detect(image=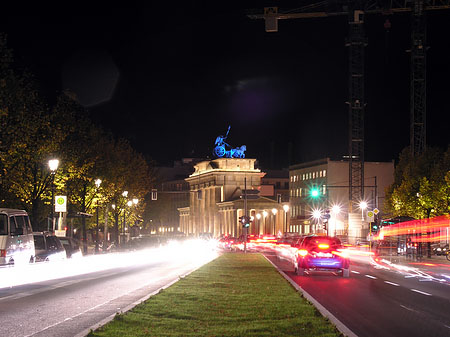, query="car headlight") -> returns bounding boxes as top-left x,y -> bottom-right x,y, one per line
437,248 -> 441,251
